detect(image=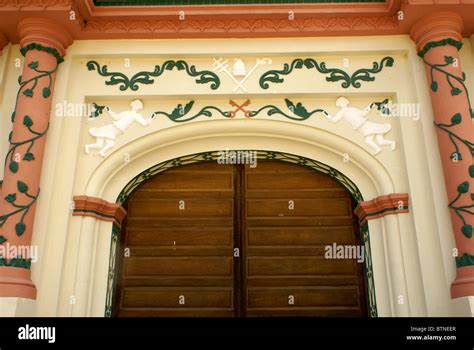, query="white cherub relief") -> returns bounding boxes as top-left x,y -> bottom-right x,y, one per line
85,99 -> 155,157
324,96 -> 396,155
